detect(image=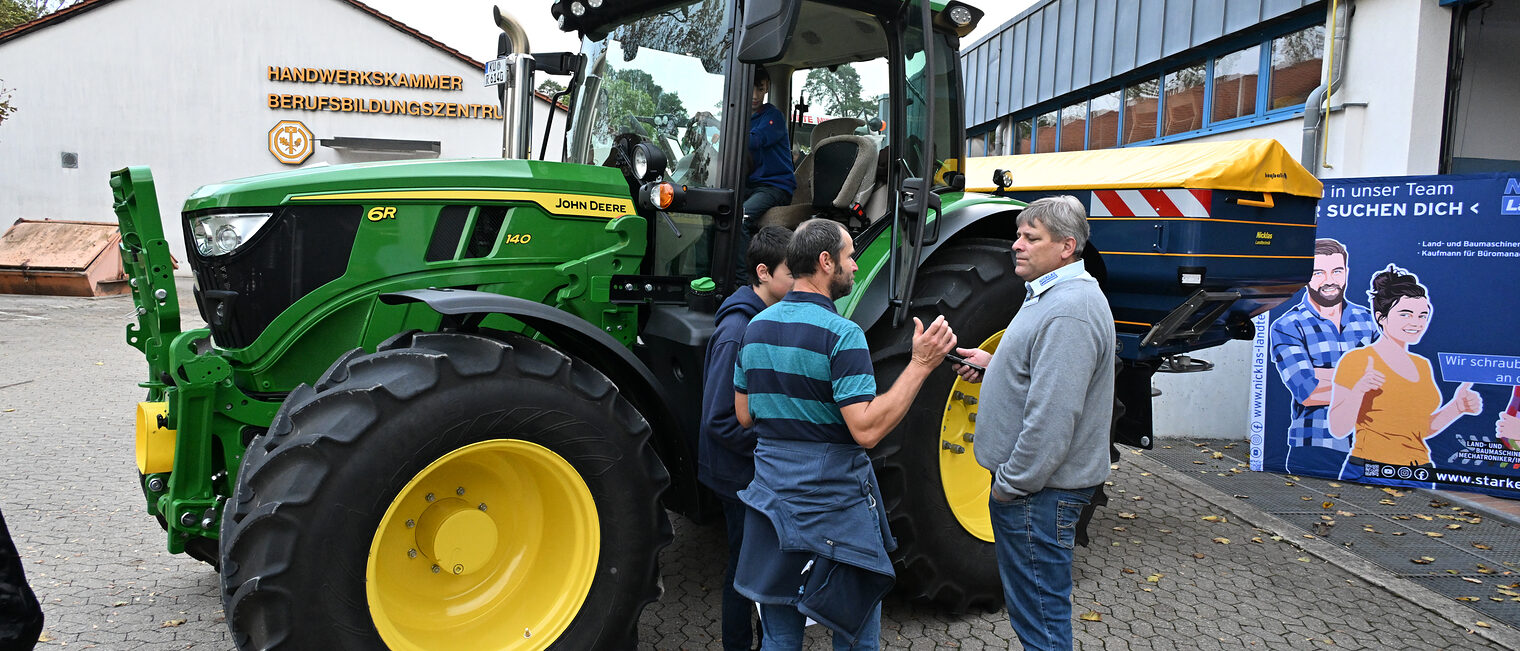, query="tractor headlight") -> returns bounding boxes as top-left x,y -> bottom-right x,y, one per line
948,5 -> 973,27
936,2 -> 983,36
632,142 -> 667,182
189,212 -> 273,257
